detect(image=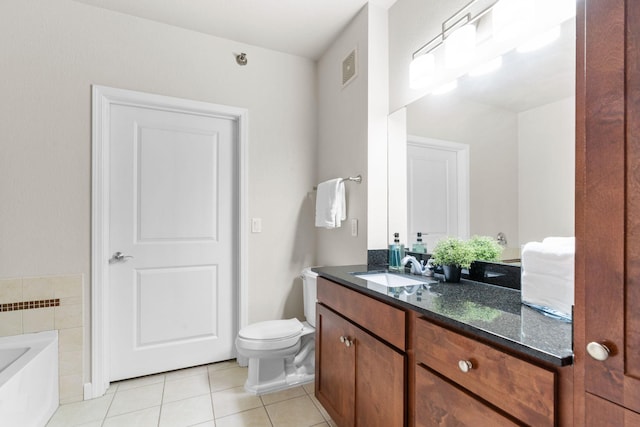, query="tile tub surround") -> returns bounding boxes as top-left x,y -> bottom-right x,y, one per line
0,274 -> 84,403
314,265 -> 573,366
